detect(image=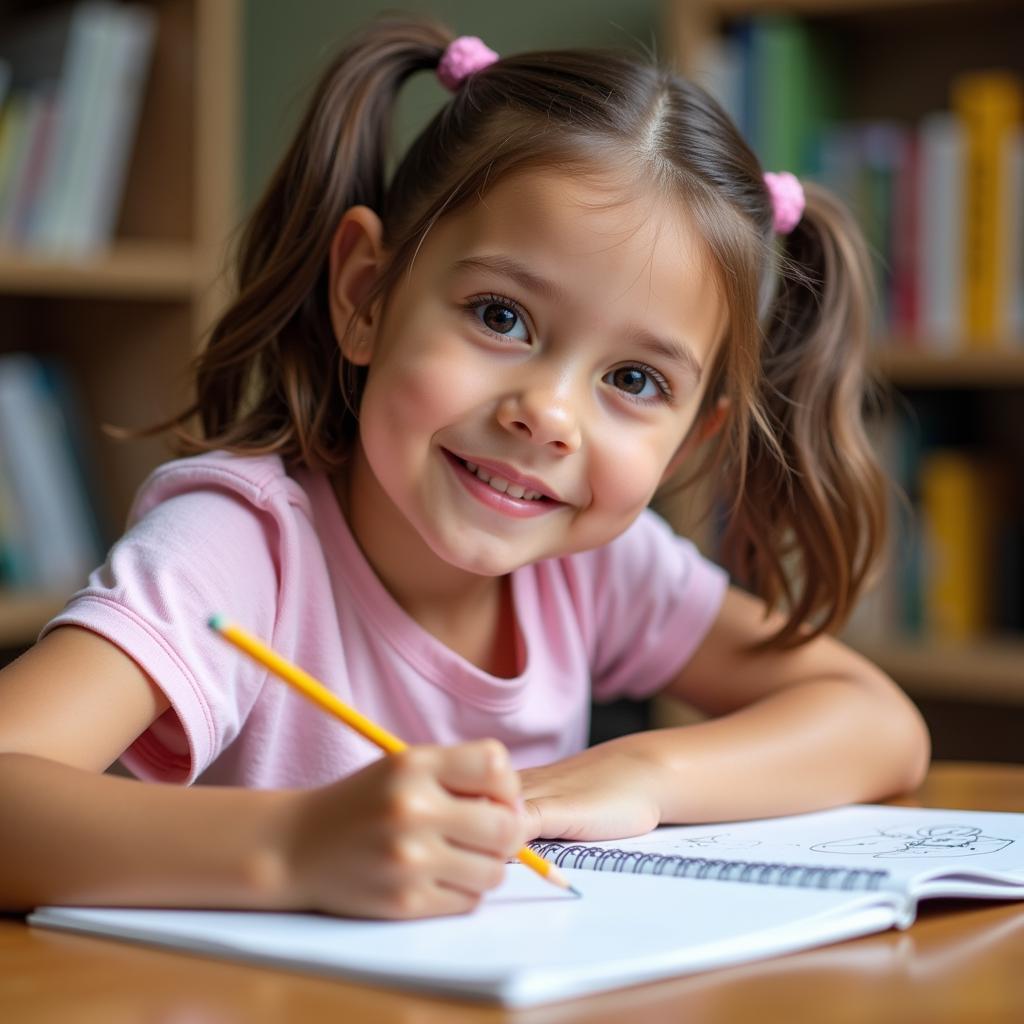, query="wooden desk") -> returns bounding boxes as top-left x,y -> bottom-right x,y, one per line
2,761 -> 1022,1023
